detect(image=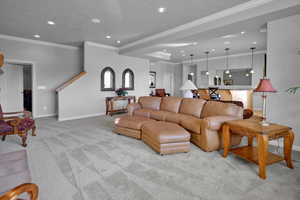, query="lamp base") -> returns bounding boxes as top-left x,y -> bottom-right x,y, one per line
183,90 -> 193,98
